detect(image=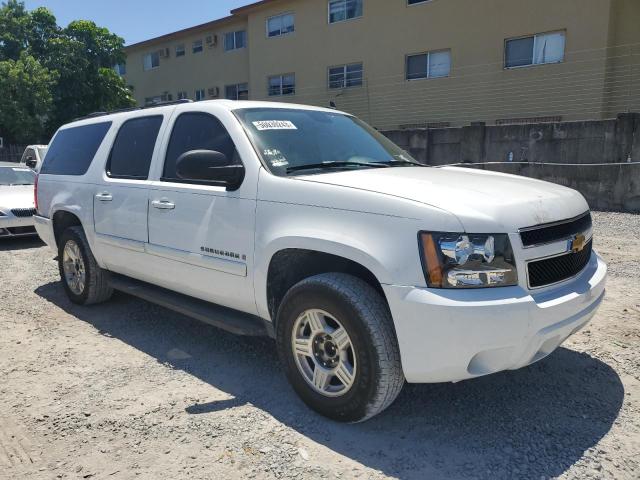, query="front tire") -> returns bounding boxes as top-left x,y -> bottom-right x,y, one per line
276,273 -> 404,423
58,226 -> 113,305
